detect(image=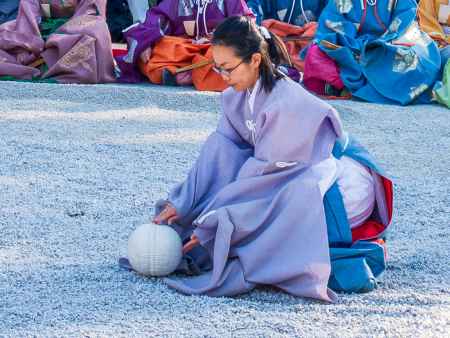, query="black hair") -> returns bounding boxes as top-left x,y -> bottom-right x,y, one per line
212,16 -> 292,93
